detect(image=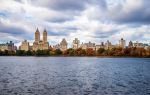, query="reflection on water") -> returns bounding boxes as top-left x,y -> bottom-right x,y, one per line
0,57 -> 150,95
